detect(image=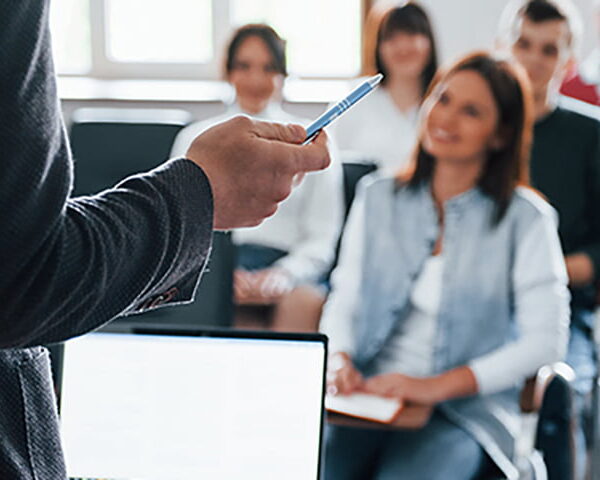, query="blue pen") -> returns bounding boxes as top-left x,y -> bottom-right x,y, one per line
303,73 -> 384,145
